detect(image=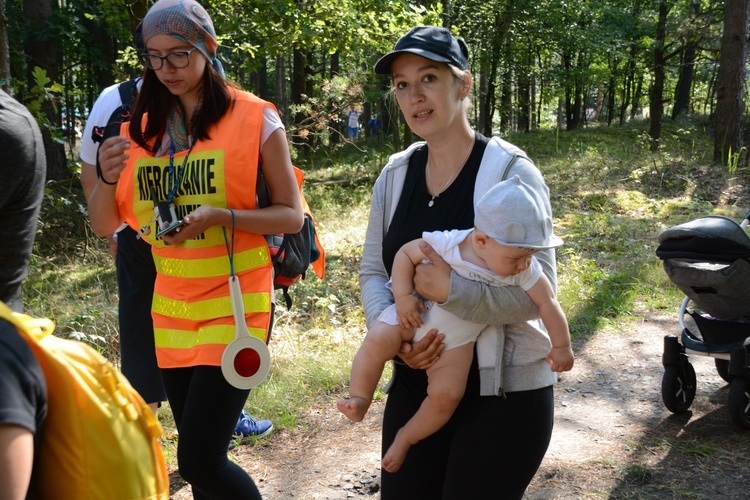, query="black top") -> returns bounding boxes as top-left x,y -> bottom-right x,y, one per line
0,90 -> 47,311
382,132 -> 489,274
0,317 -> 47,449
